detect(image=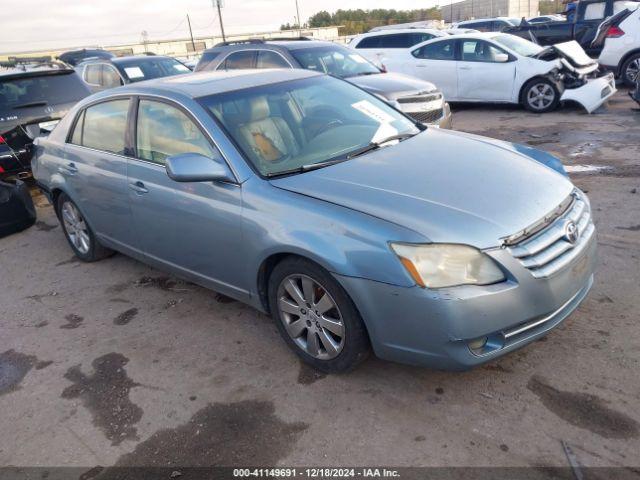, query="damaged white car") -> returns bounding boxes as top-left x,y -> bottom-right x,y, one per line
378,32 -> 616,113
